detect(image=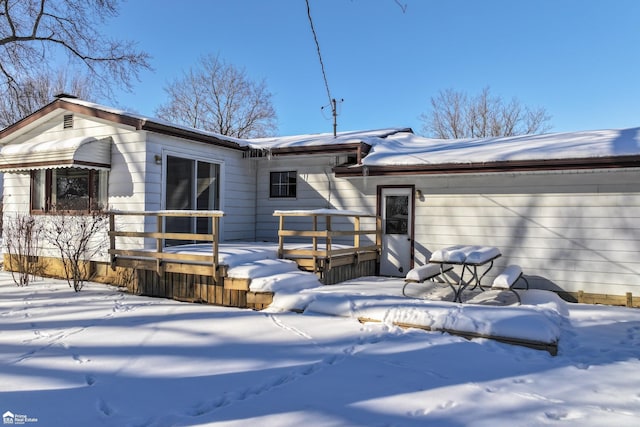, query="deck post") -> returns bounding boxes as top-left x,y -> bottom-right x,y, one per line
109,212 -> 116,270
376,216 -> 382,259
326,215 -> 332,271
212,215 -> 219,282
354,216 -> 361,249
277,215 -> 284,259
156,213 -> 164,275
313,215 -> 318,274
